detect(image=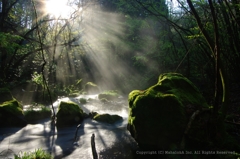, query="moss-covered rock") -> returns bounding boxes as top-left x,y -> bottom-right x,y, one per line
93,113 -> 123,124
84,82 -> 99,94
98,90 -> 119,101
0,99 -> 27,127
79,98 -> 87,104
56,101 -> 84,127
128,73 -> 209,150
